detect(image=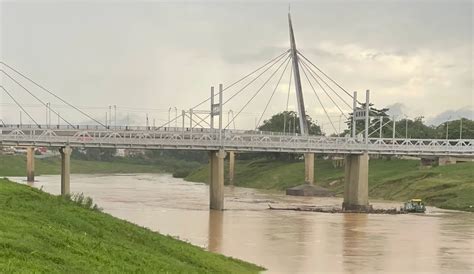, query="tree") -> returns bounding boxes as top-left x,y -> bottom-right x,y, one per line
344,103 -> 390,137
434,118 -> 474,139
258,111 -> 322,135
